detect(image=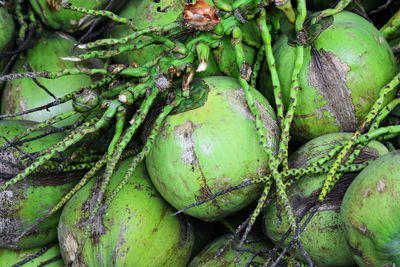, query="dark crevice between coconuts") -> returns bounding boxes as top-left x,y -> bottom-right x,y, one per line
308,47 -> 358,132
177,214 -> 193,250
289,147 -> 380,217
346,239 -> 364,258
